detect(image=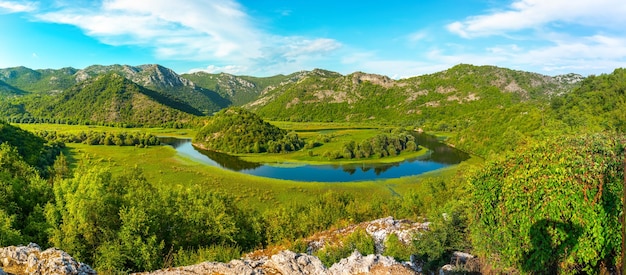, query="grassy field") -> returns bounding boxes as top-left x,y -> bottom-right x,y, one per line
15,123 -> 481,211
